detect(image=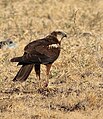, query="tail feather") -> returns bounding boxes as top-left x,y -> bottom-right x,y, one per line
11,57 -> 22,62
13,64 -> 33,82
